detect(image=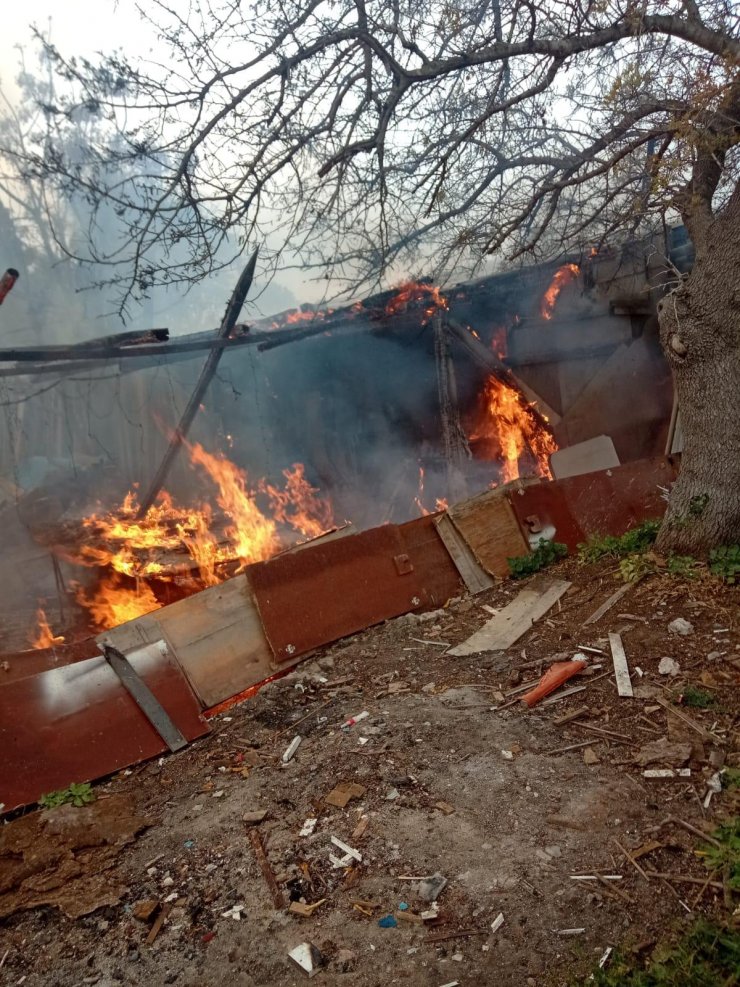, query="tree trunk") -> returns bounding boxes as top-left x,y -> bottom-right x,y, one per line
656,190 -> 740,554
